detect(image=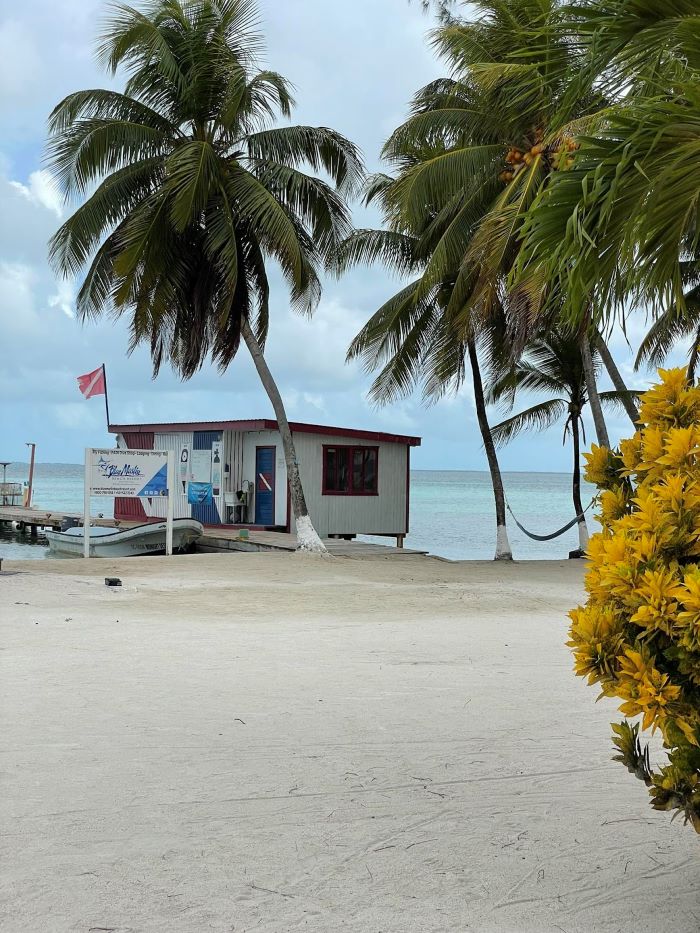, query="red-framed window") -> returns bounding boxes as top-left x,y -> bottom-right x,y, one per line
322,445 -> 379,495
